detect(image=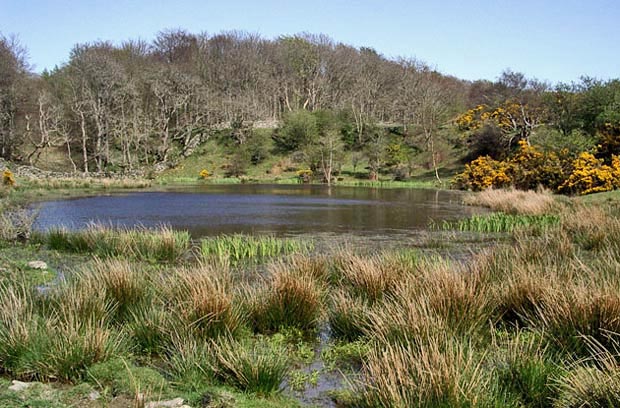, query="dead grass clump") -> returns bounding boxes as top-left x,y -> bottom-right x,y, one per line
464,187 -> 558,215
561,204 -> 620,251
